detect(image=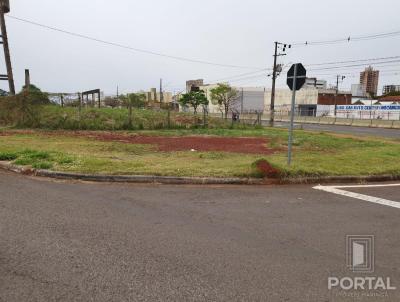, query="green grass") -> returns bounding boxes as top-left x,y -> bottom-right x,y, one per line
0,151 -> 19,161
0,129 -> 399,178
